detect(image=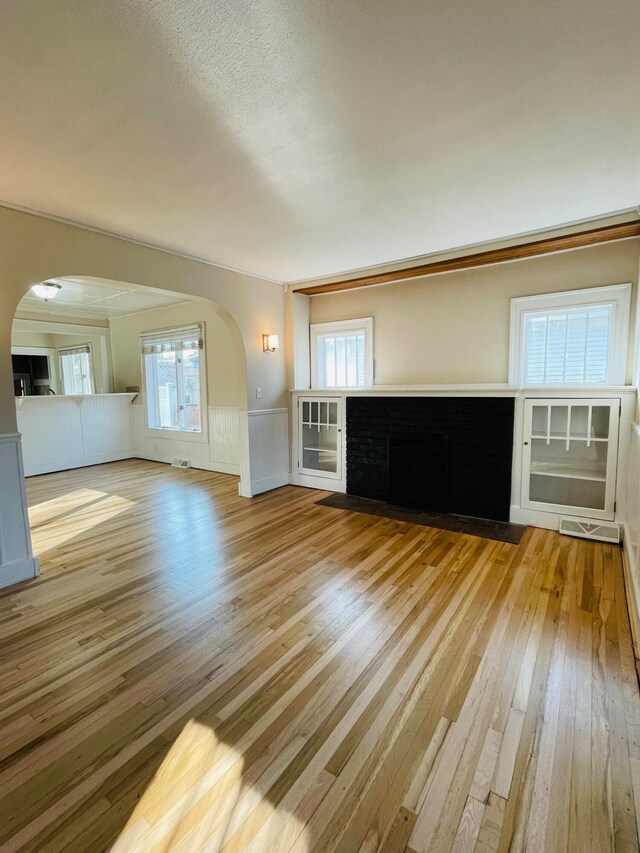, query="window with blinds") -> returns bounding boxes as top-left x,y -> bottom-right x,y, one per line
523,305 -> 611,384
310,318 -> 373,389
510,284 -> 631,387
59,345 -> 94,395
140,324 -> 205,433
